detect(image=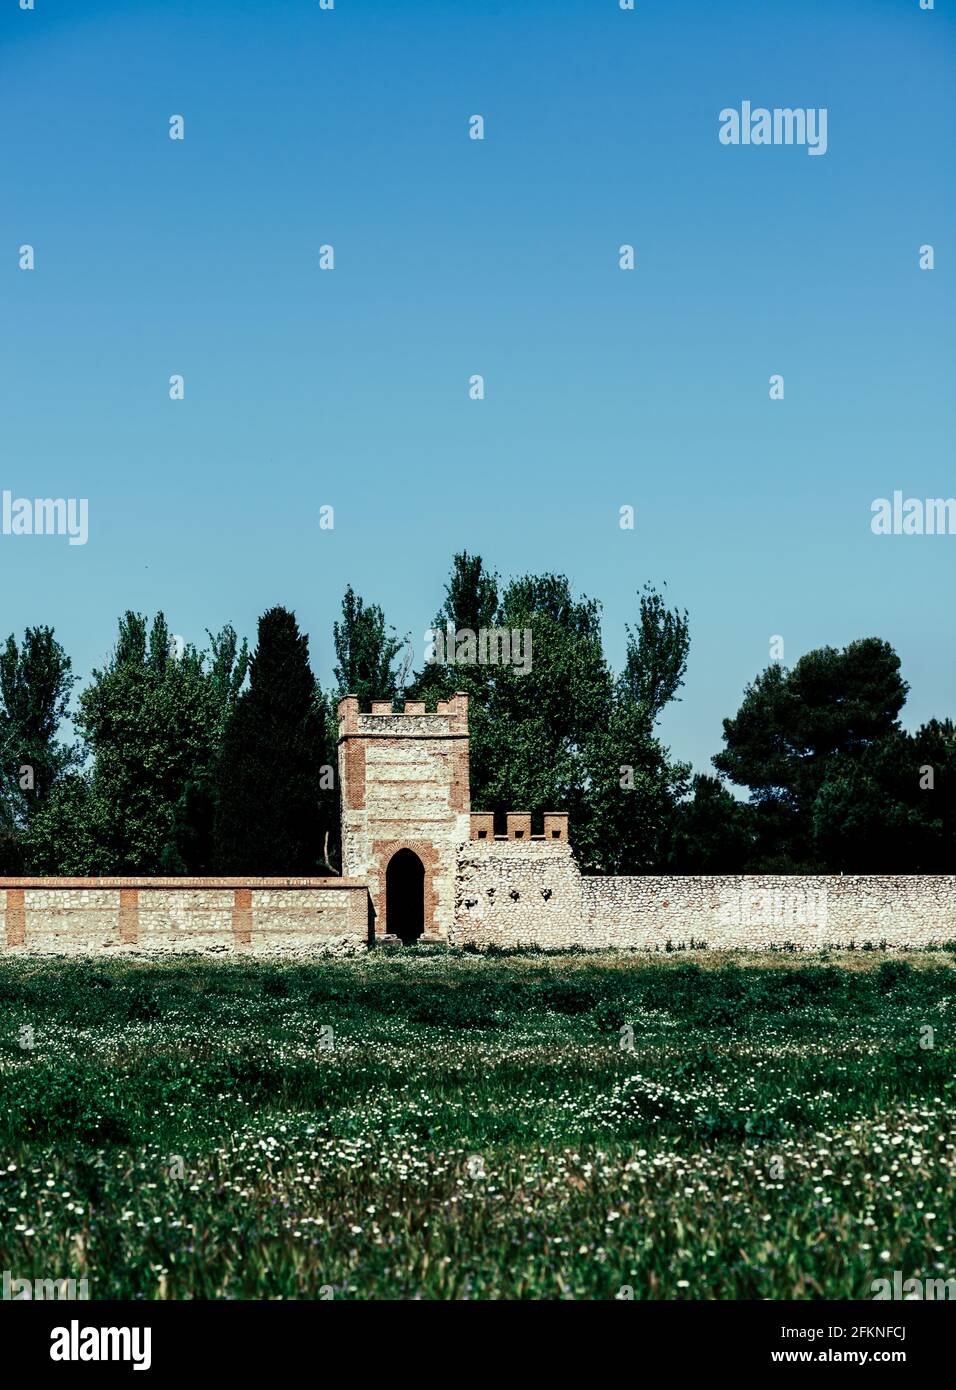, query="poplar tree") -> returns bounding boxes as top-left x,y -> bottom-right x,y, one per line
26,614 -> 246,874
333,585 -> 408,710
408,556 -> 691,871
0,627 -> 76,870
